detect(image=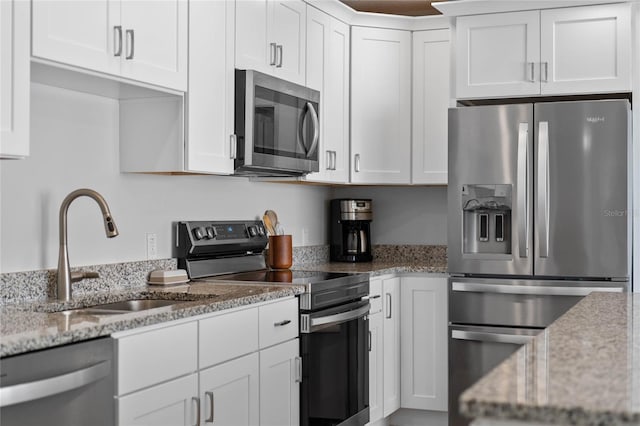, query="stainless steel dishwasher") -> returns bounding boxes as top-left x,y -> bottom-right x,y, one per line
0,337 -> 114,426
